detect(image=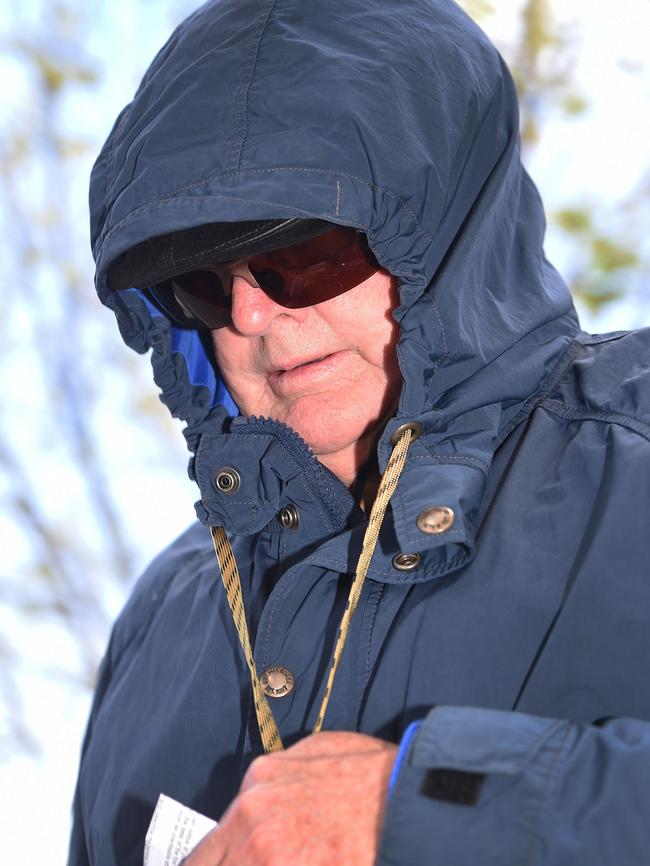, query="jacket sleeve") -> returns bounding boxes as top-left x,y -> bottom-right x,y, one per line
376,706 -> 650,866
